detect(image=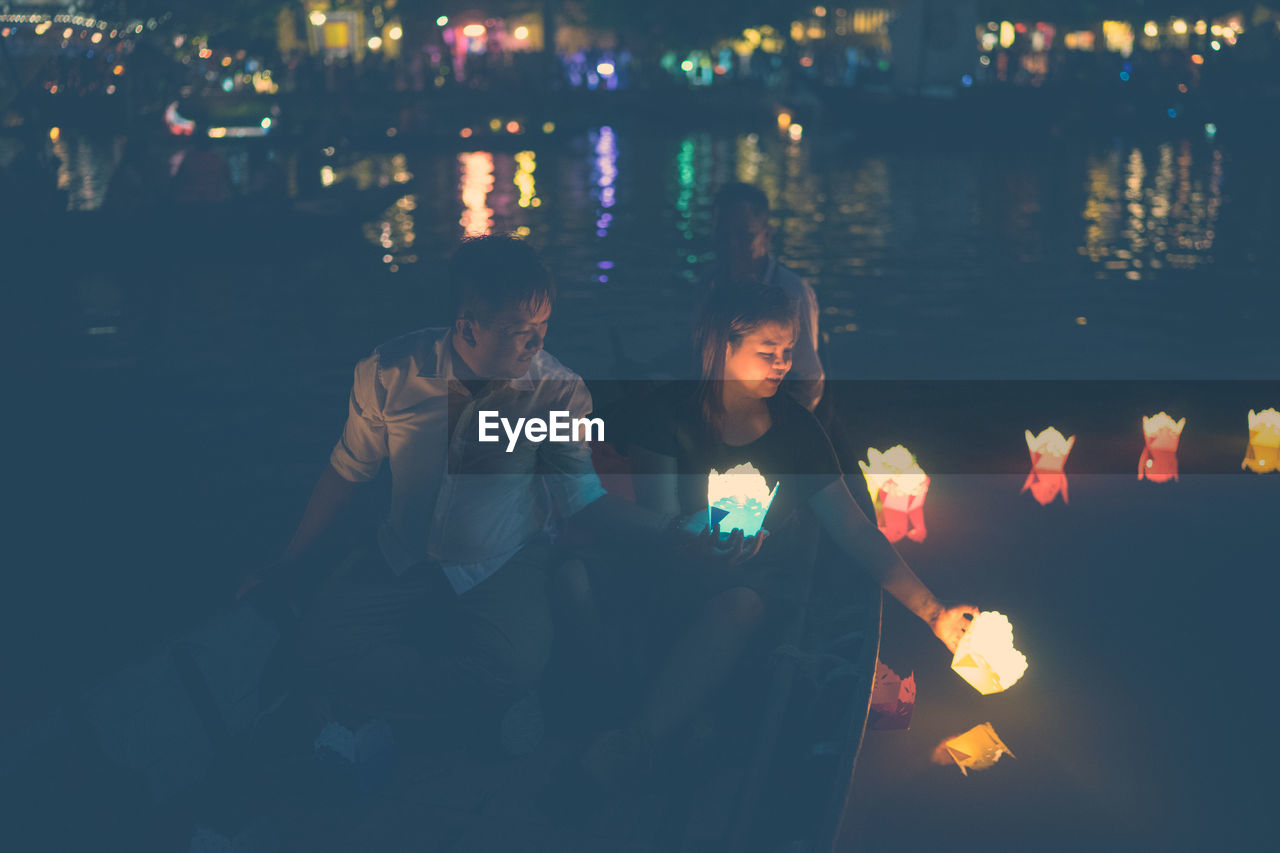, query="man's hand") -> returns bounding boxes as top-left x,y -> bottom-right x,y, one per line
928,603 -> 980,654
